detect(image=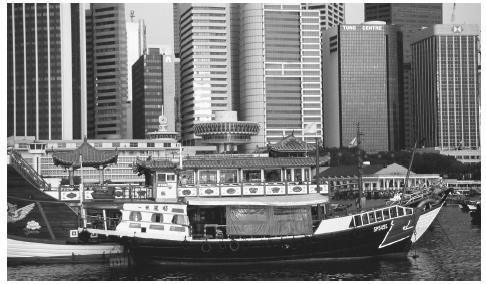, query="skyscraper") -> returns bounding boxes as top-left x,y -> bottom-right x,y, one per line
132,48 -> 176,138
239,4 -> 323,151
301,3 -> 344,30
322,23 -> 403,152
86,3 -> 128,139
7,3 -> 87,140
411,24 -> 480,150
175,3 -> 238,145
365,3 -> 443,148
126,14 -> 147,139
